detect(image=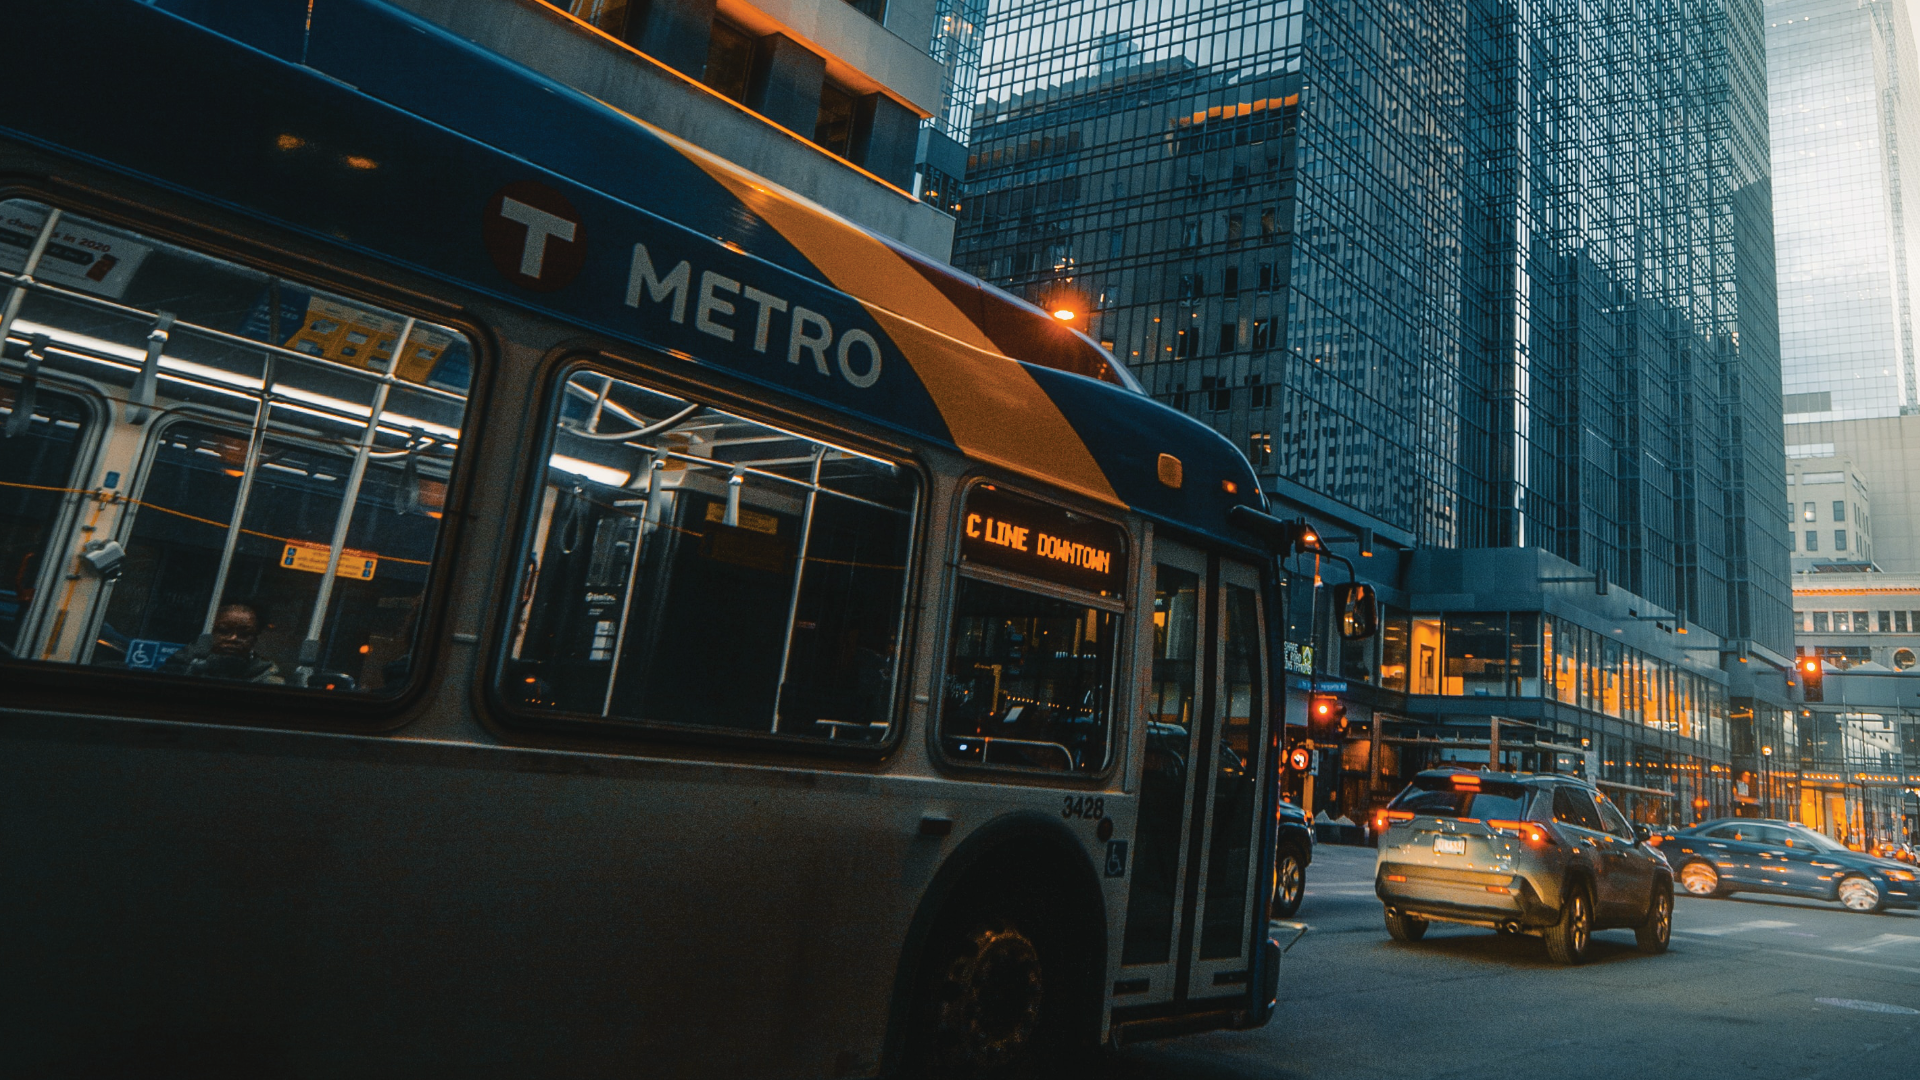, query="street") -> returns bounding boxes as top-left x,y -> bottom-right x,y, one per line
1096,844 -> 1920,1079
